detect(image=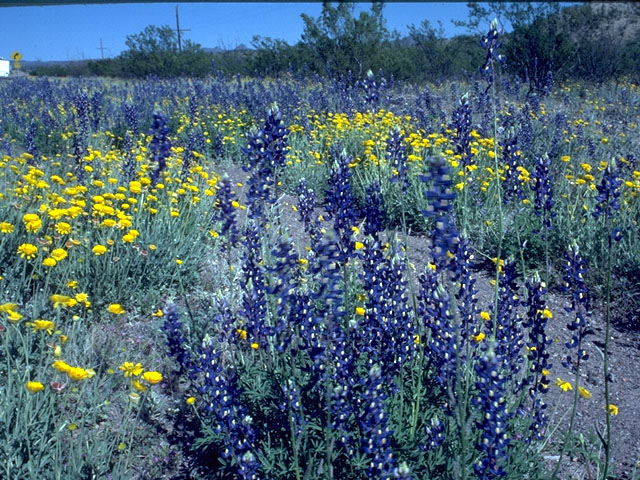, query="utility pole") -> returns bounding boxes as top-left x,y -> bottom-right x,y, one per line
96,38 -> 106,59
175,5 -> 191,53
